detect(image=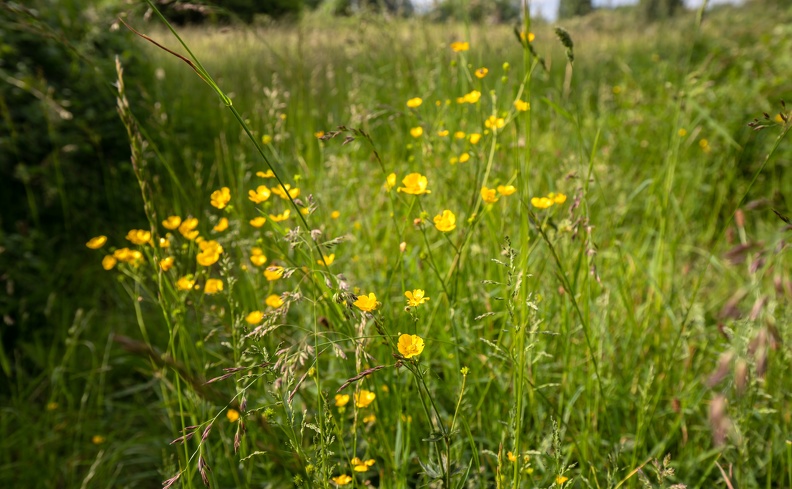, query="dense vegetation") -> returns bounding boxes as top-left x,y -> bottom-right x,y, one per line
2,1 -> 792,488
